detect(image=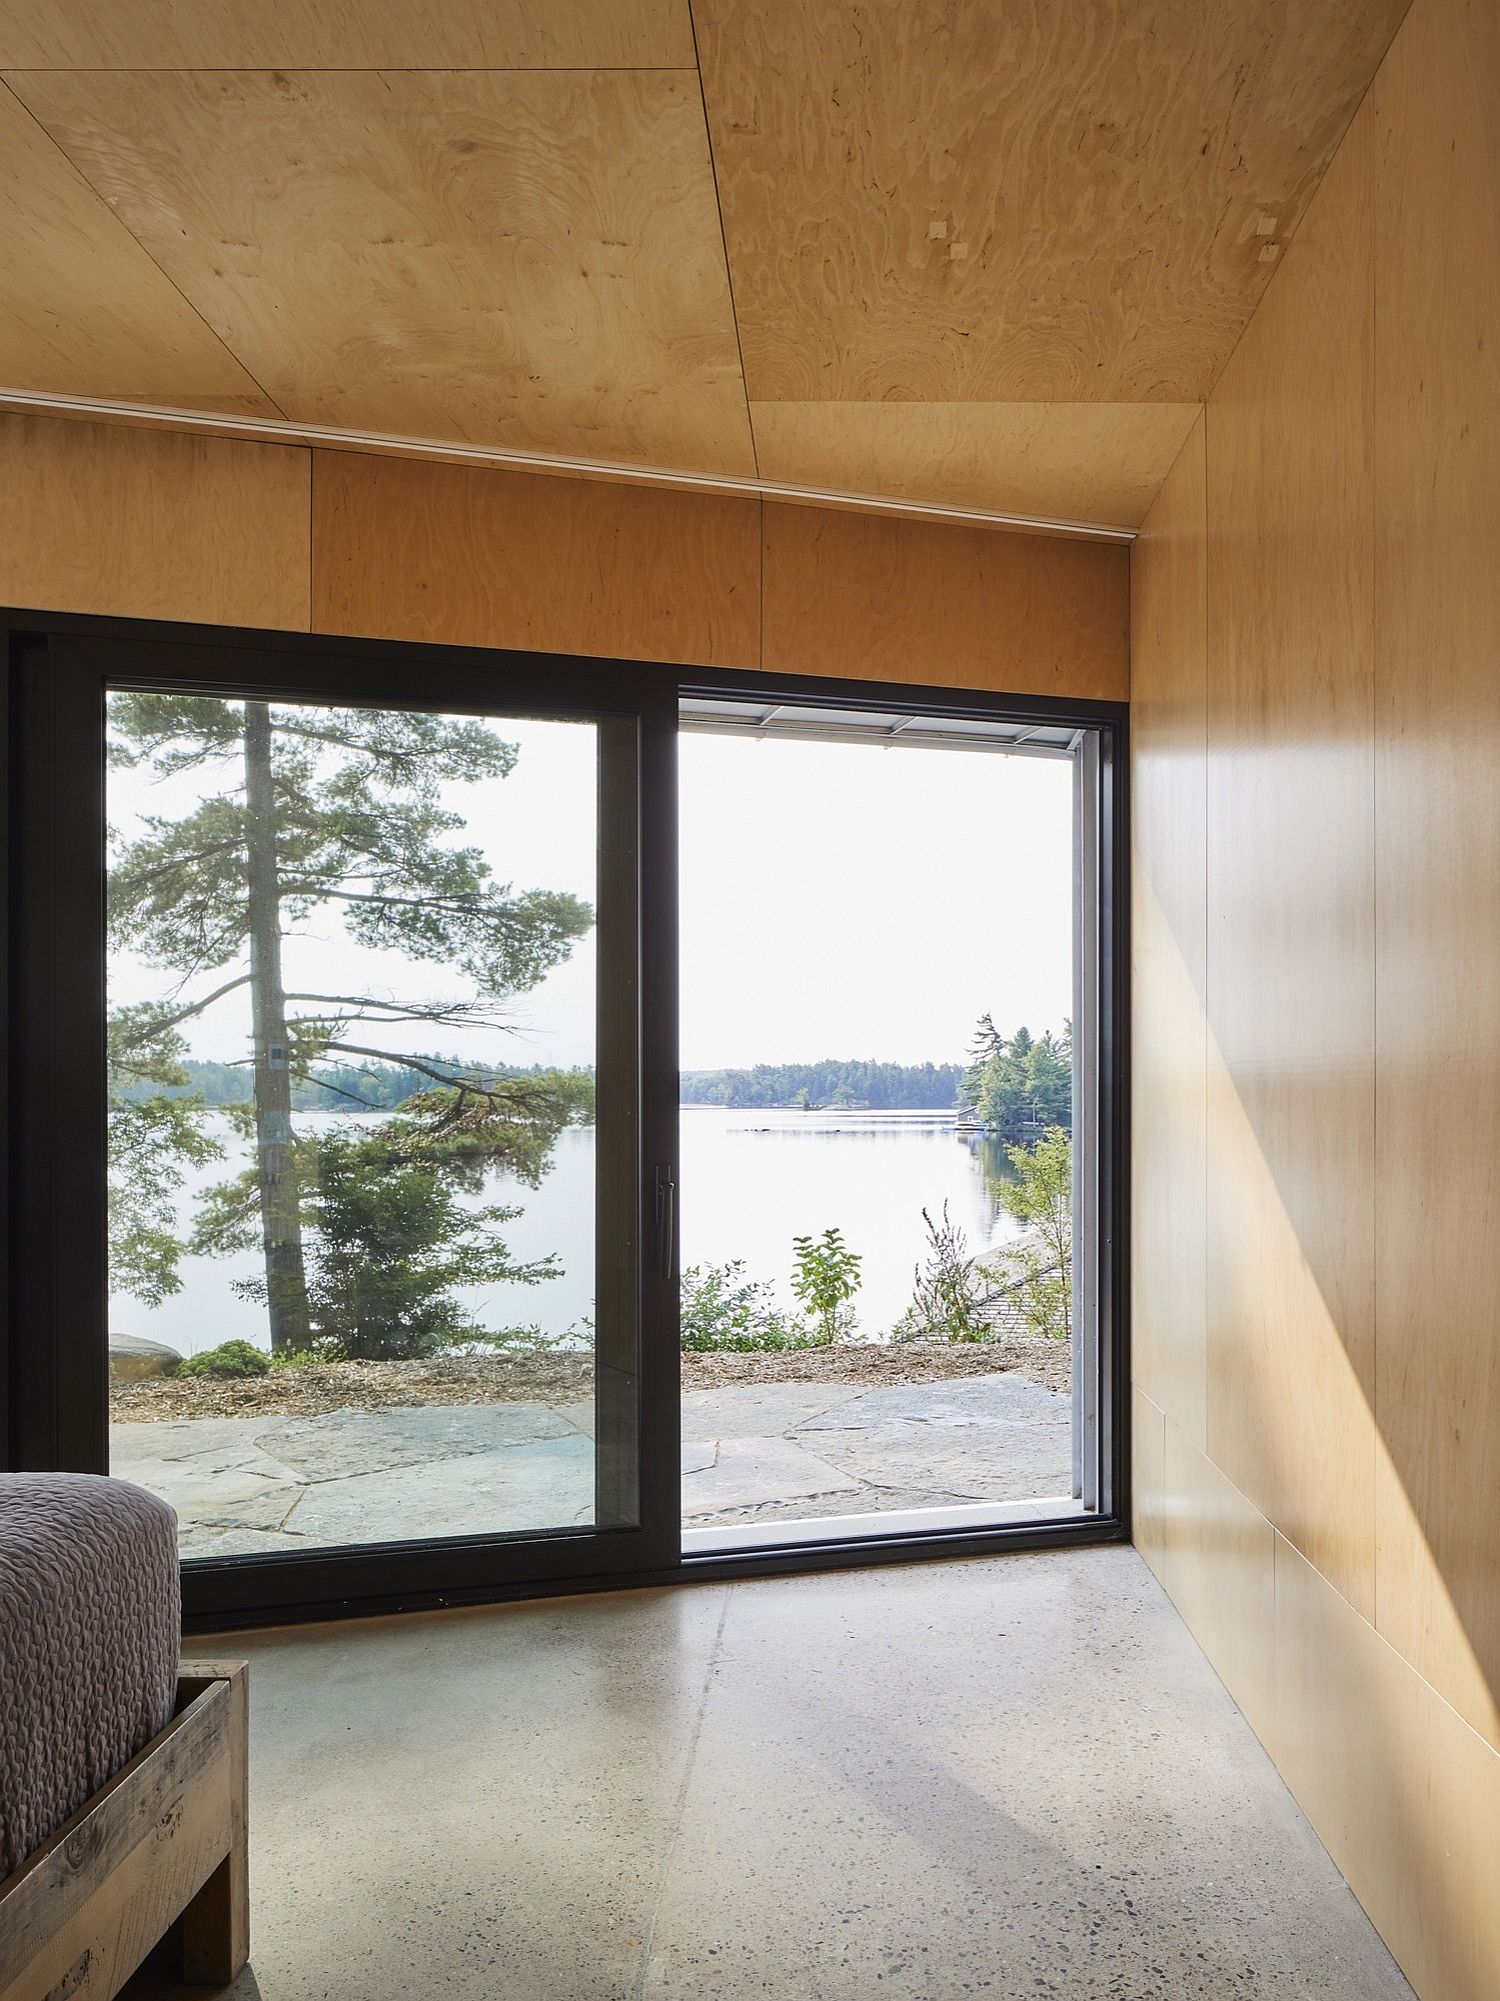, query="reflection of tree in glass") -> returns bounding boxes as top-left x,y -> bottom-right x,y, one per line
108,695 -> 593,1356
108,1006 -> 226,1309
966,1129 -> 1020,1234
